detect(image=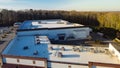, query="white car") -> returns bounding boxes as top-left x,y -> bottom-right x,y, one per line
13,22 -> 21,27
